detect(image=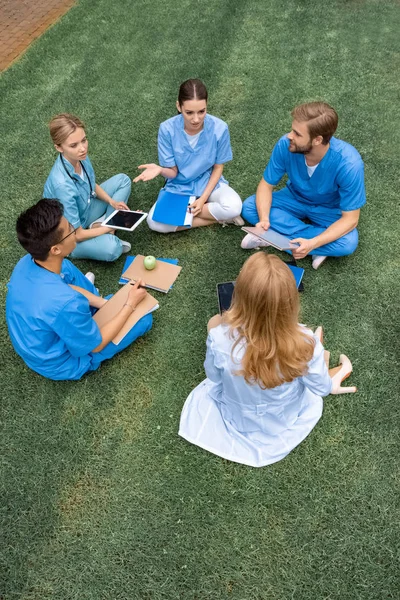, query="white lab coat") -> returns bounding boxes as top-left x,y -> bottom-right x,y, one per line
179,324 -> 332,467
